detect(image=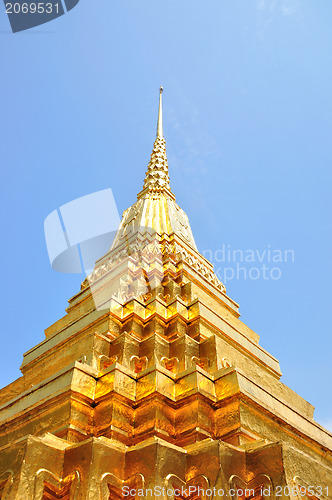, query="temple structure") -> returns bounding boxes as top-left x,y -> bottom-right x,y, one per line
0,89 -> 331,499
